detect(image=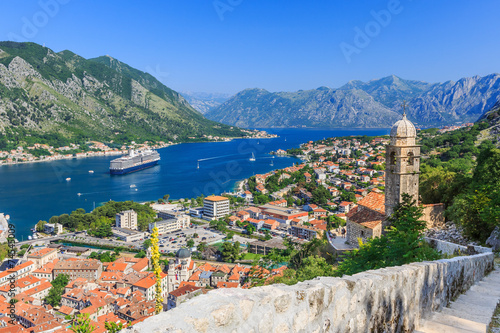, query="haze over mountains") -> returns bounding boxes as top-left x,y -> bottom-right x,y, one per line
206,74 -> 500,128
180,91 -> 232,114
0,42 -> 245,143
